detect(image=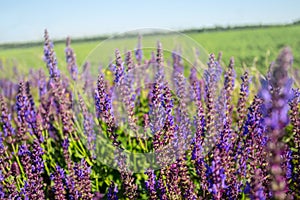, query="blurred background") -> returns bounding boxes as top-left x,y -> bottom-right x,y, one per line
1,0 -> 300,74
